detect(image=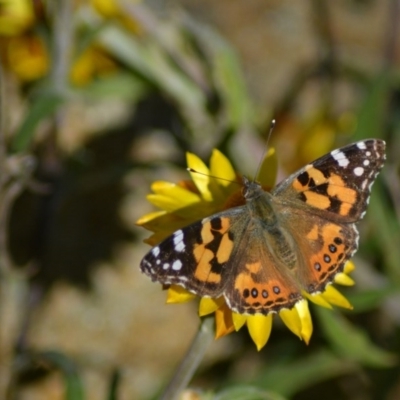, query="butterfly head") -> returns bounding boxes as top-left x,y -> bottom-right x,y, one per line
242,176 -> 263,201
